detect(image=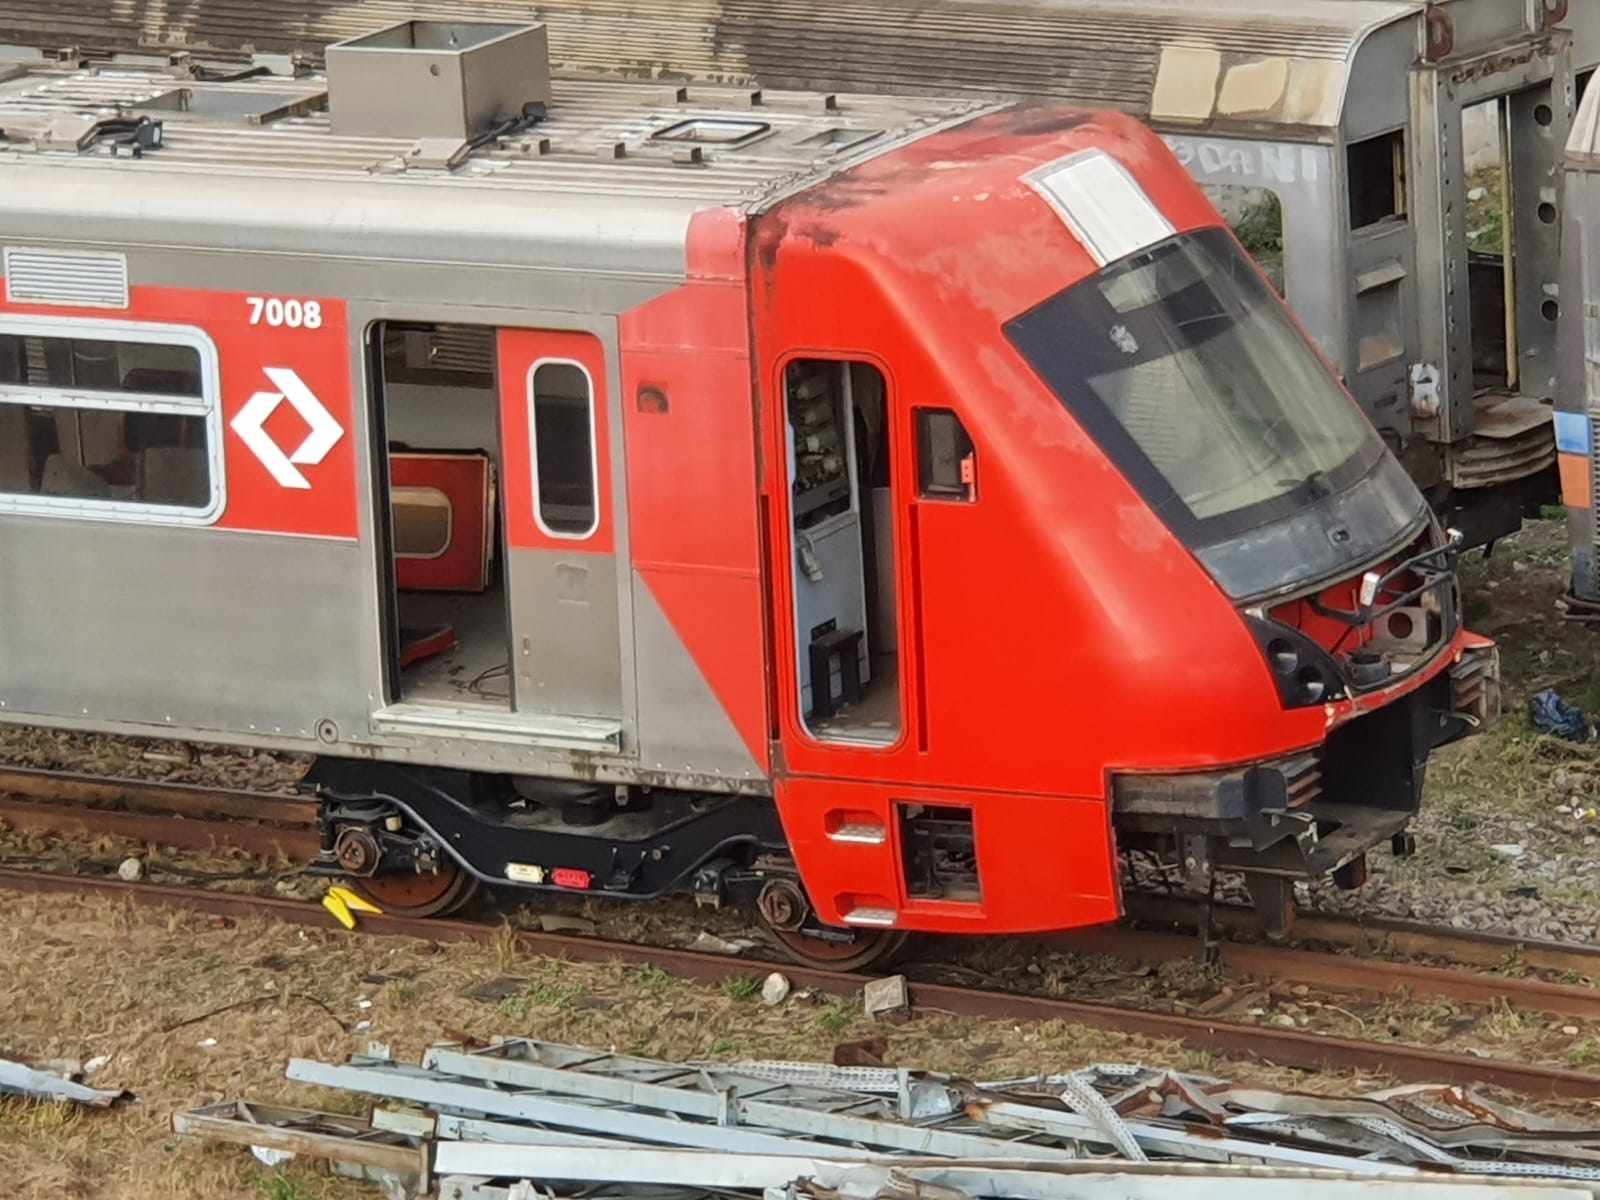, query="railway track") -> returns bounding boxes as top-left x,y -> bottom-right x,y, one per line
3,765 -> 1600,1099
3,862 -> 1599,1100
0,763 -> 318,858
